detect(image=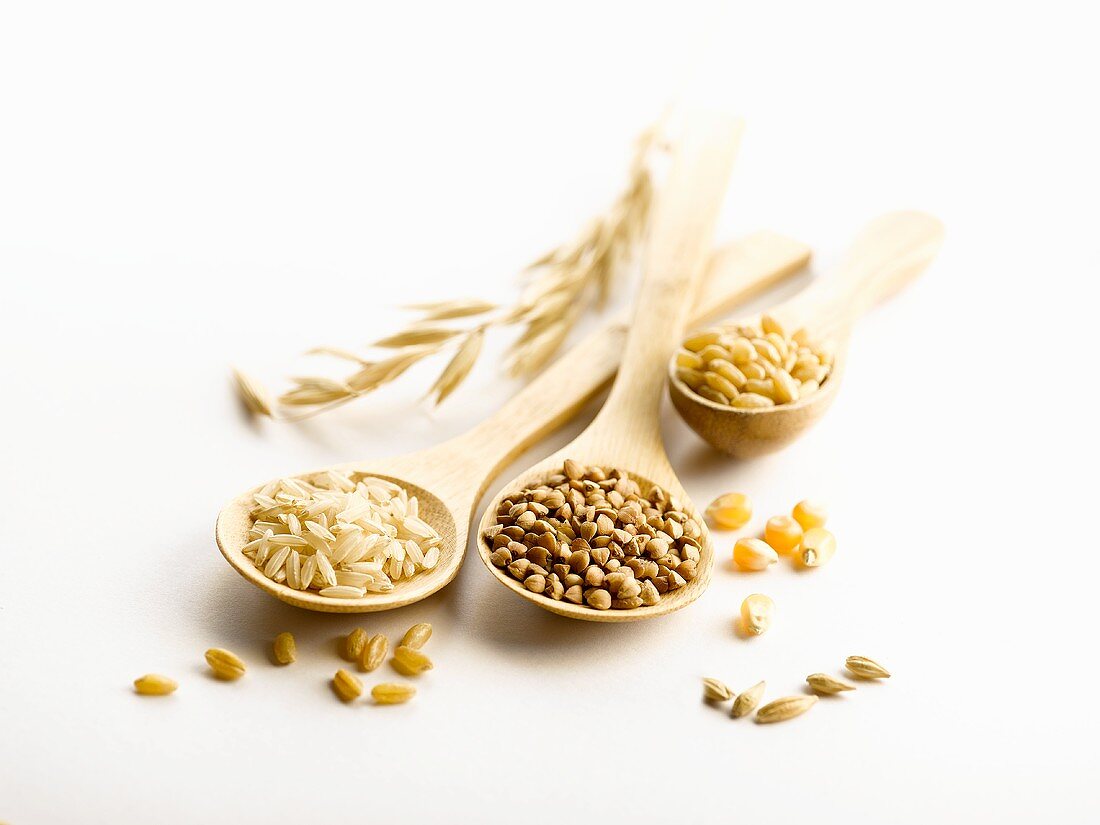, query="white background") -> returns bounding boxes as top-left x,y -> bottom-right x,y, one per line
2,1 -> 1098,823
